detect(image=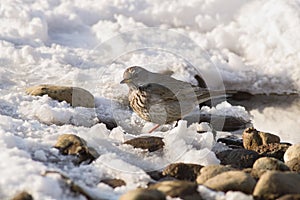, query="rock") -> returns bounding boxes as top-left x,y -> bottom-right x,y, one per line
100,179 -> 126,188
277,194 -> 300,200
12,191 -> 33,200
162,163 -> 203,181
286,158 -> 300,173
242,127 -> 280,150
253,157 -> 290,171
147,171 -> 164,181
243,168 -> 266,180
124,136 -> 164,152
54,134 -> 99,164
254,143 -> 290,161
253,171 -> 300,199
119,188 -> 166,200
26,84 -> 94,108
216,149 -> 260,169
149,180 -> 200,199
217,137 -> 244,148
196,165 -> 235,184
284,144 -> 300,162
203,171 -> 256,194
